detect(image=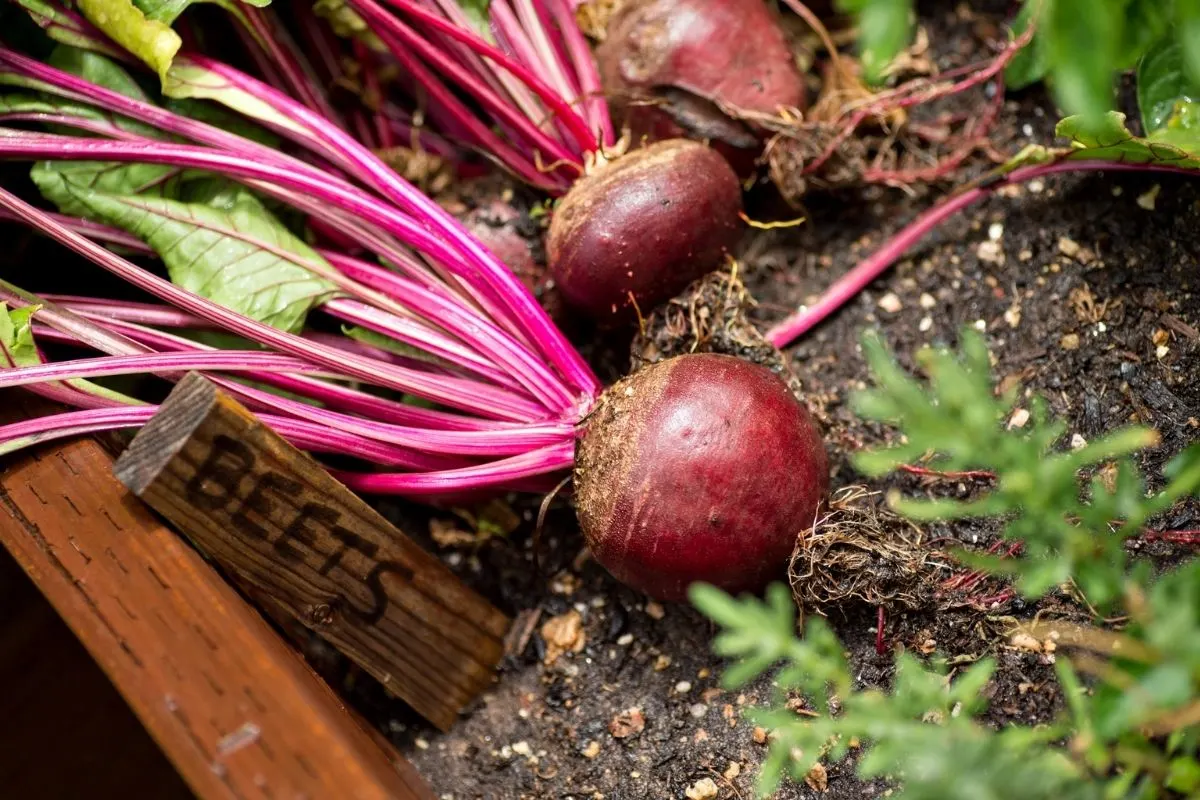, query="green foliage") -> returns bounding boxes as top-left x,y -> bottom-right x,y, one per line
834,0 -> 912,84
840,0 -> 1200,124
457,0 -> 492,41
13,48 -> 332,333
695,331 -> 1200,798
0,303 -> 40,368
73,0 -> 181,80
1000,111 -> 1200,176
853,329 -> 1200,604
18,0 -> 266,81
42,181 -> 338,333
